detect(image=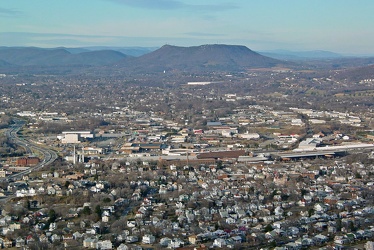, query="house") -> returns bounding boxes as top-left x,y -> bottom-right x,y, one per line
83,237 -> 98,248
313,234 -> 328,245
49,222 -> 57,231
73,231 -> 83,240
274,206 -> 284,216
125,235 -> 138,243
225,217 -> 236,224
39,234 -> 48,243
285,242 -> 302,250
97,240 -> 112,249
102,215 -> 110,222
50,234 -> 61,243
265,231 -> 278,240
62,234 -> 73,241
230,236 -> 242,244
213,230 -> 228,238
295,237 -> 314,247
117,244 -> 129,250
9,223 -> 21,230
47,186 -> 56,195
67,221 -> 75,228
64,239 -> 81,249
213,238 -> 227,248
334,236 -> 349,245
15,237 -> 25,248
1,238 -> 13,248
160,237 -> 172,247
142,234 -> 155,244
127,220 -> 136,228
168,238 -> 184,249
287,227 -> 300,237
188,235 -> 199,245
